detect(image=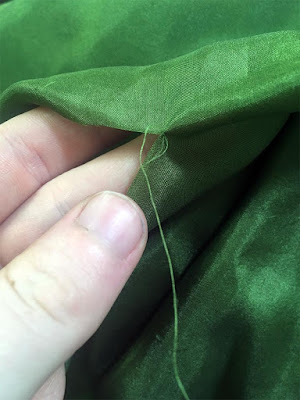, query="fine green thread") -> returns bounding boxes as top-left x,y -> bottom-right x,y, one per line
144,133 -> 169,165
139,127 -> 190,400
